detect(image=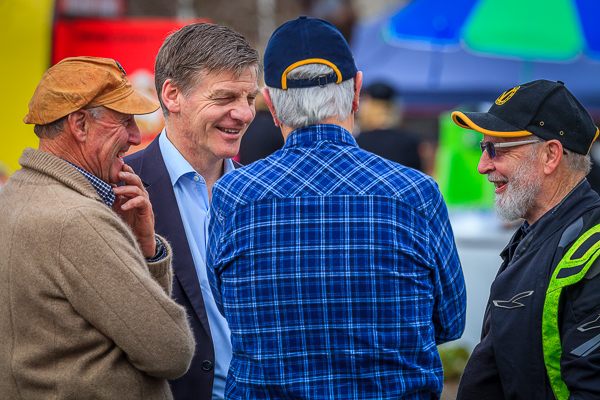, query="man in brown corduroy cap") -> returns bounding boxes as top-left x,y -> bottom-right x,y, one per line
0,56 -> 195,399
